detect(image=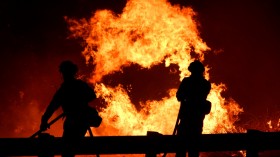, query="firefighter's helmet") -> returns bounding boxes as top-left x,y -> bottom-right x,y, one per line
59,60 -> 78,76
188,60 -> 205,73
